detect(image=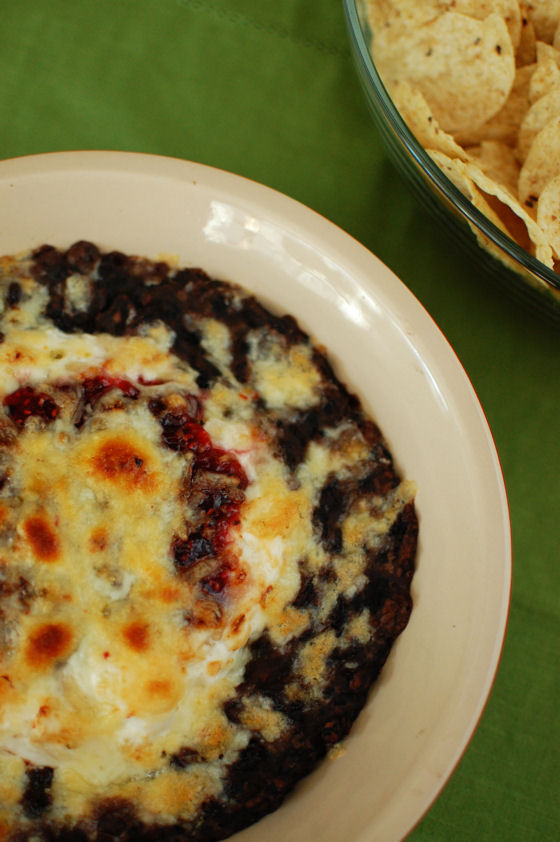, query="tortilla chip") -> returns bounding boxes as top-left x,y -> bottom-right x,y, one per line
516,14 -> 537,65
369,0 -> 522,46
365,0 -> 439,33
444,157 -> 553,264
528,42 -> 560,102
537,174 -> 560,255
390,80 -> 469,159
427,149 -> 535,271
518,116 -> 560,204
523,0 -> 560,44
427,150 -> 510,231
427,149 -> 506,223
467,140 -> 520,195
517,84 -> 560,160
449,0 -> 522,47
454,63 -> 533,147
373,12 -> 515,135
535,39 -> 560,63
